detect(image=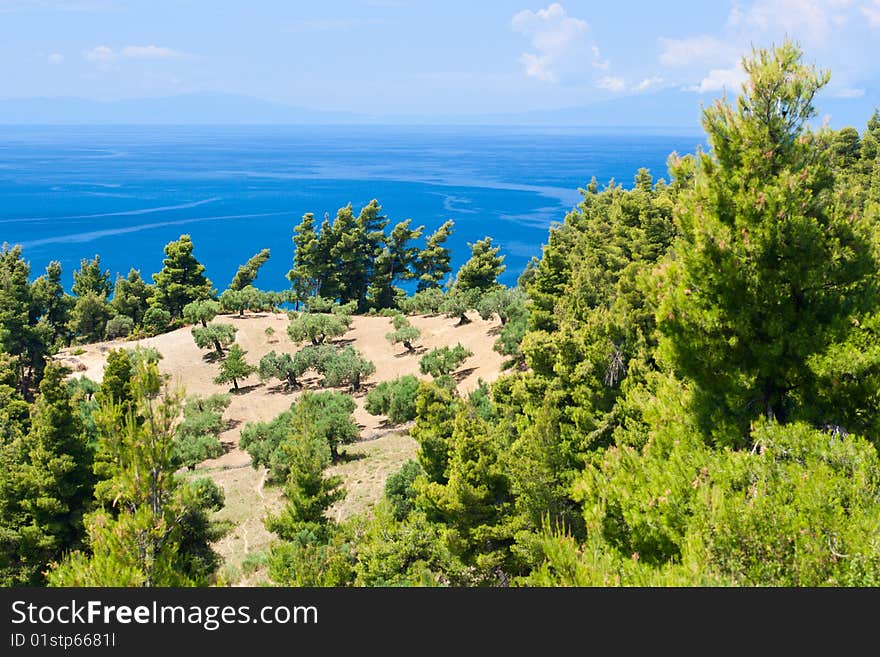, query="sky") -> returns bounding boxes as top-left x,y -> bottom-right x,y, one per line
0,0 -> 878,118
